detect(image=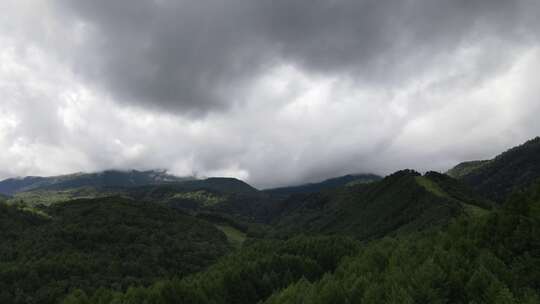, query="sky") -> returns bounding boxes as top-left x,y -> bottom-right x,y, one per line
1,0 -> 540,188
